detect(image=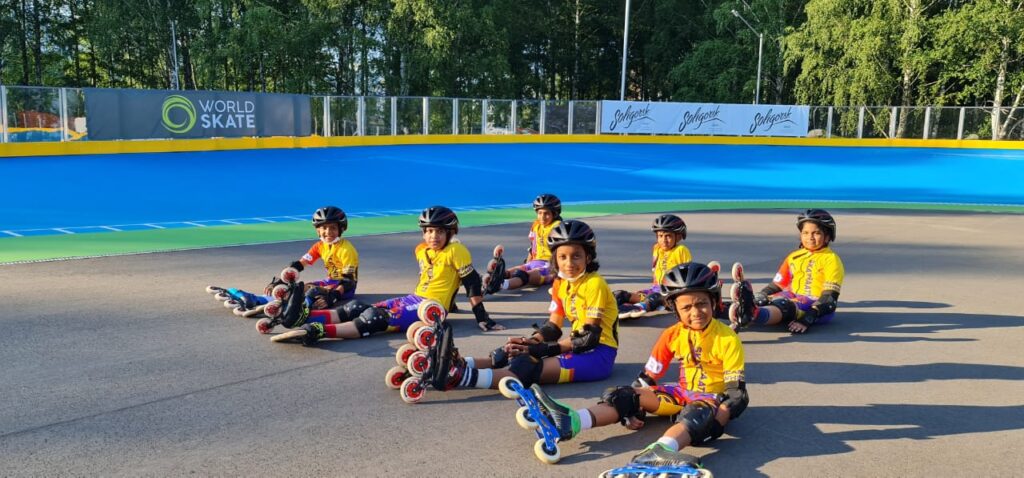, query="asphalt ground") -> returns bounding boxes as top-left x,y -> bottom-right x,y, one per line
1,210 -> 1022,477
